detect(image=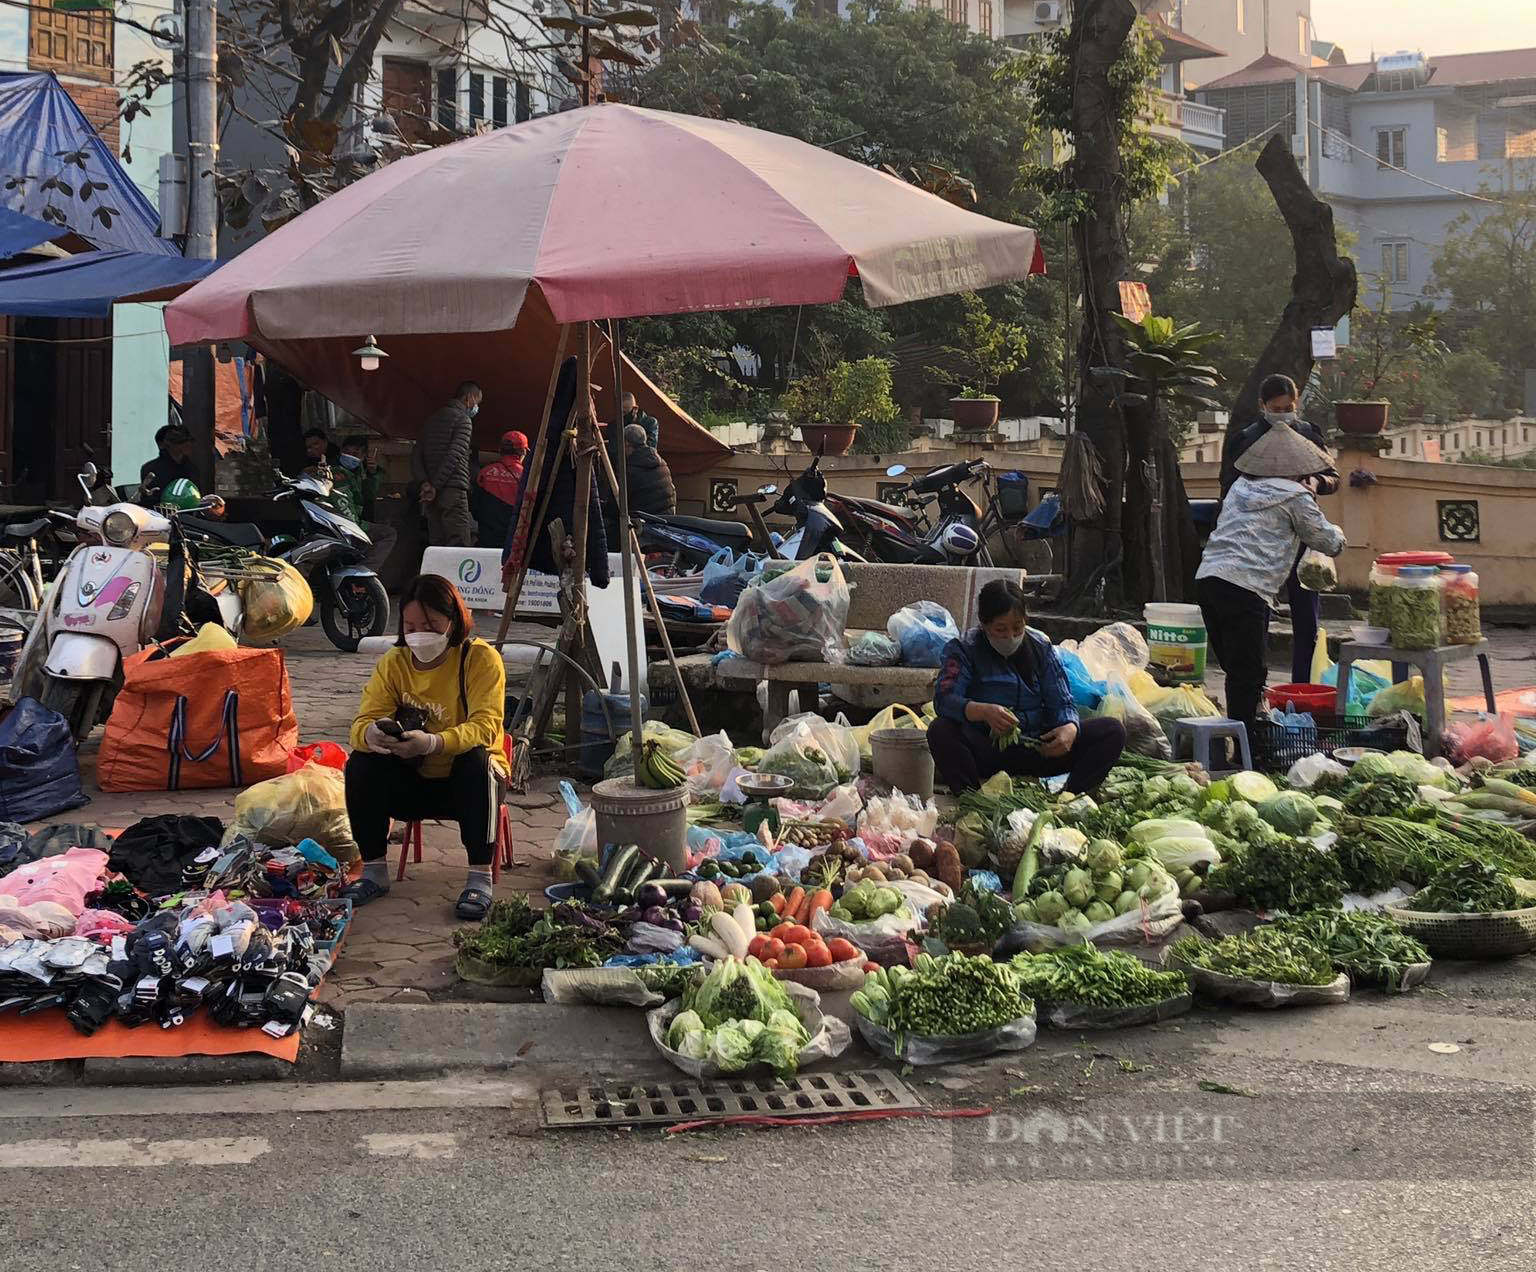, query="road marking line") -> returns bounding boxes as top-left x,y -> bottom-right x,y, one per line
360,1132 -> 460,1160
0,1136 -> 271,1168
